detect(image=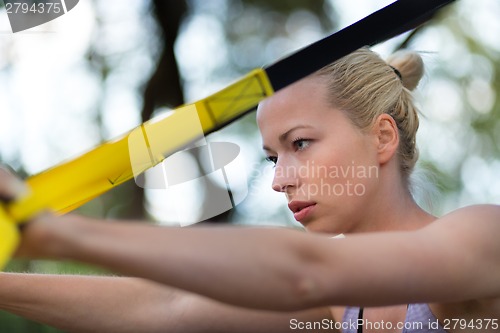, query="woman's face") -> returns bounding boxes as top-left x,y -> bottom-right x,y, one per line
257,76 -> 381,234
